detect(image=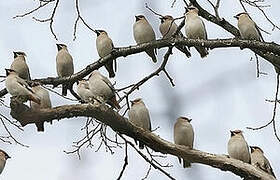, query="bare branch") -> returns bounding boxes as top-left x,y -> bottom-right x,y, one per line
13,1 -> 52,19
1,38 -> 280,99
0,116 -> 29,147
247,74 -> 280,142
145,3 -> 164,17
116,141 -> 128,180
9,101 -> 276,180
73,0 -> 96,40
207,0 -> 221,20
32,0 -> 60,40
